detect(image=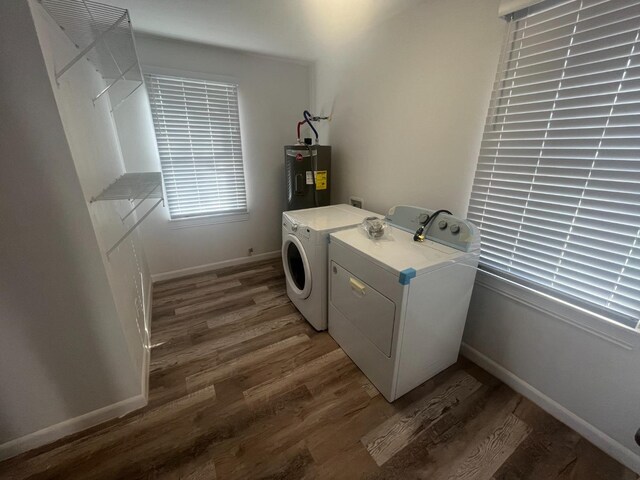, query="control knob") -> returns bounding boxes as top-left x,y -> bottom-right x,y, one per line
438,220 -> 448,230
450,224 -> 460,234
291,223 -> 299,232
